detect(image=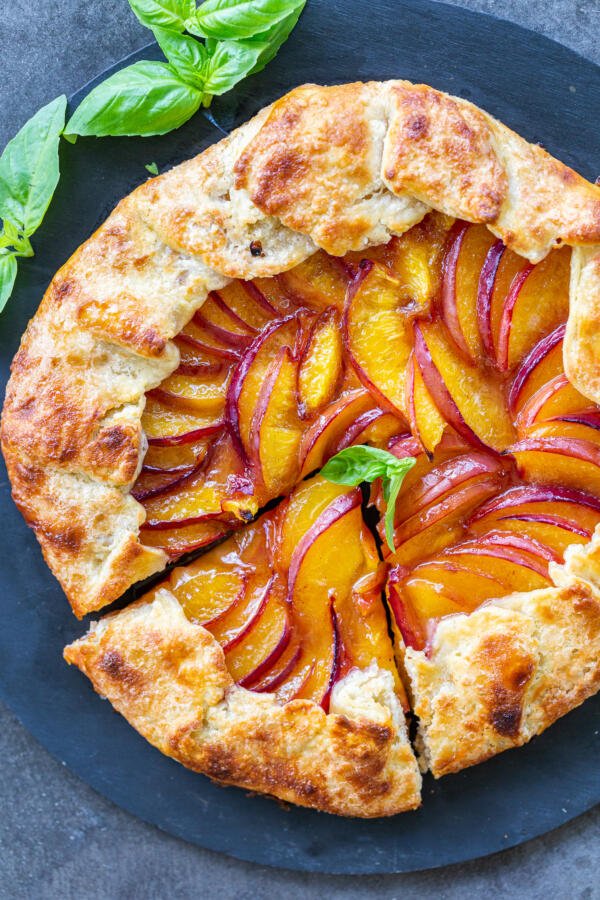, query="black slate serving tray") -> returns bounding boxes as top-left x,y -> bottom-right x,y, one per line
1,0 -> 599,875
